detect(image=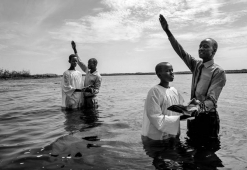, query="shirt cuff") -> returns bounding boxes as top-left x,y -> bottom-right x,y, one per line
162,115 -> 180,135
